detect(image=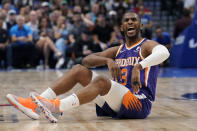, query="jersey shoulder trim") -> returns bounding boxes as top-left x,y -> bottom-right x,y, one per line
115,44 -> 124,57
